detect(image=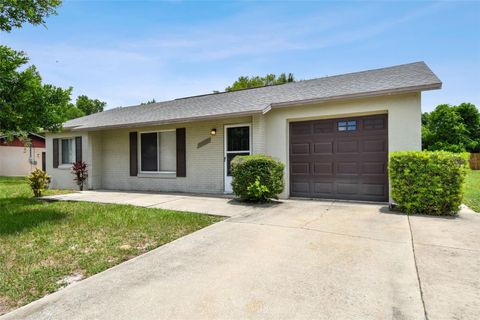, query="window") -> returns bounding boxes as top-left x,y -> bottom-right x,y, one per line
140,131 -> 176,172
338,120 -> 357,131
61,138 -> 75,164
